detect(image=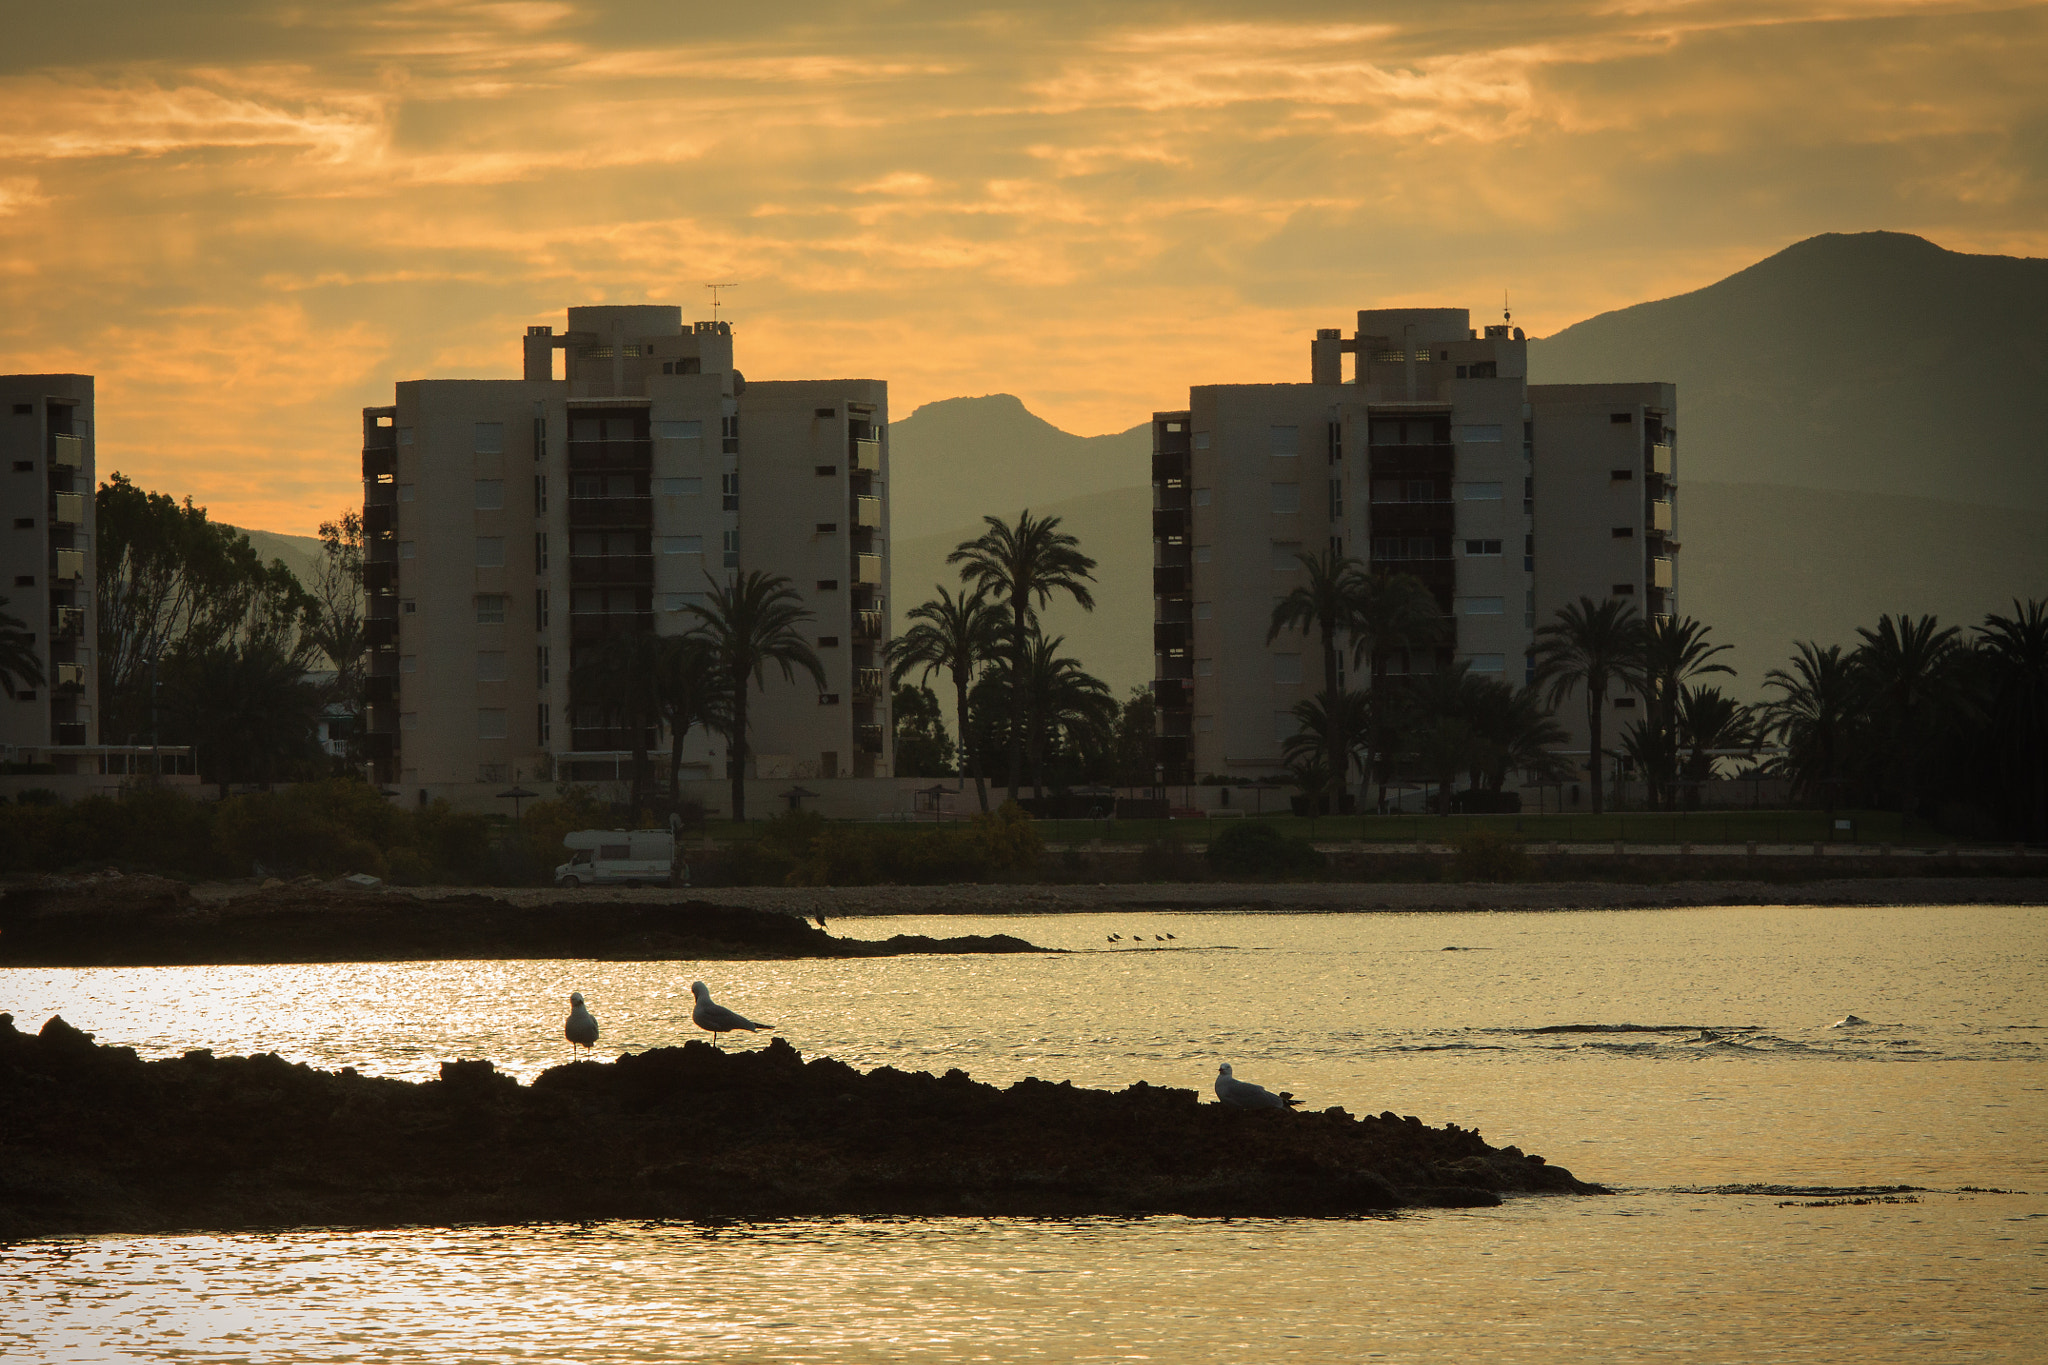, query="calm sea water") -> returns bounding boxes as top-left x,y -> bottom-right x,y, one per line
3,905 -> 2043,1363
